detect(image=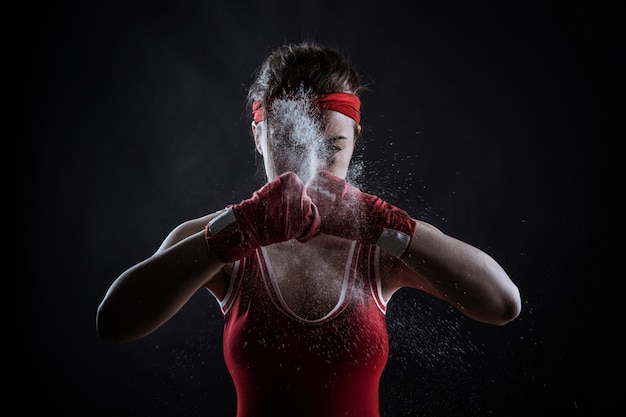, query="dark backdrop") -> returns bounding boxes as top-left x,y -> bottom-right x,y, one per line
16,1 -> 615,416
